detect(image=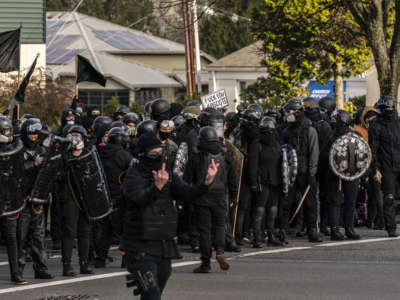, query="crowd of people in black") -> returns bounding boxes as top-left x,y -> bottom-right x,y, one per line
0,94 -> 399,300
